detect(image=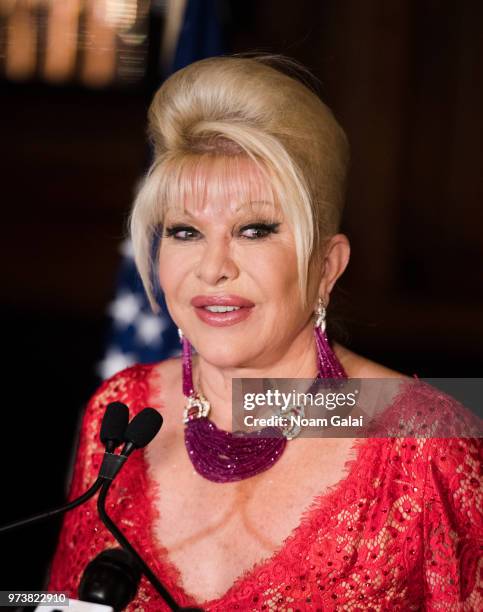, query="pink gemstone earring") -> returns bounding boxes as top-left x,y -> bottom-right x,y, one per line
313,297 -> 347,379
